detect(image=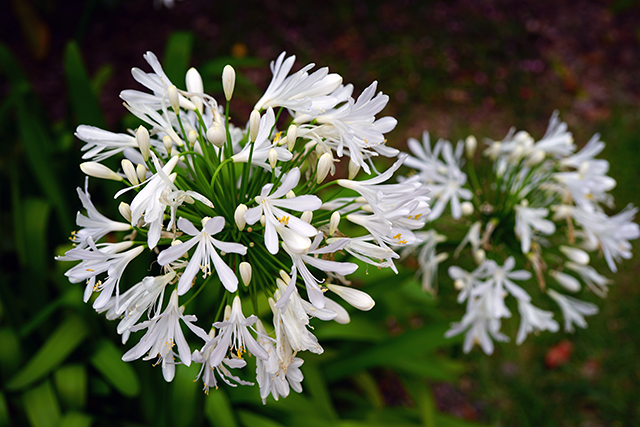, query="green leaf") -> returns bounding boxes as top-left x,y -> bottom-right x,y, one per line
7,315 -> 88,390
22,380 -> 62,427
163,32 -> 194,85
90,339 -> 140,397
434,414 -> 489,427
171,364 -> 200,427
205,388 -> 237,427
350,372 -> 383,410
403,377 -> 436,427
0,328 -> 22,379
237,411 -> 285,427
54,365 -> 87,410
323,323 -> 458,381
64,41 -> 106,128
0,392 -> 10,427
59,412 -> 92,427
300,359 -> 338,420
23,198 -> 51,280
314,315 -> 385,342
